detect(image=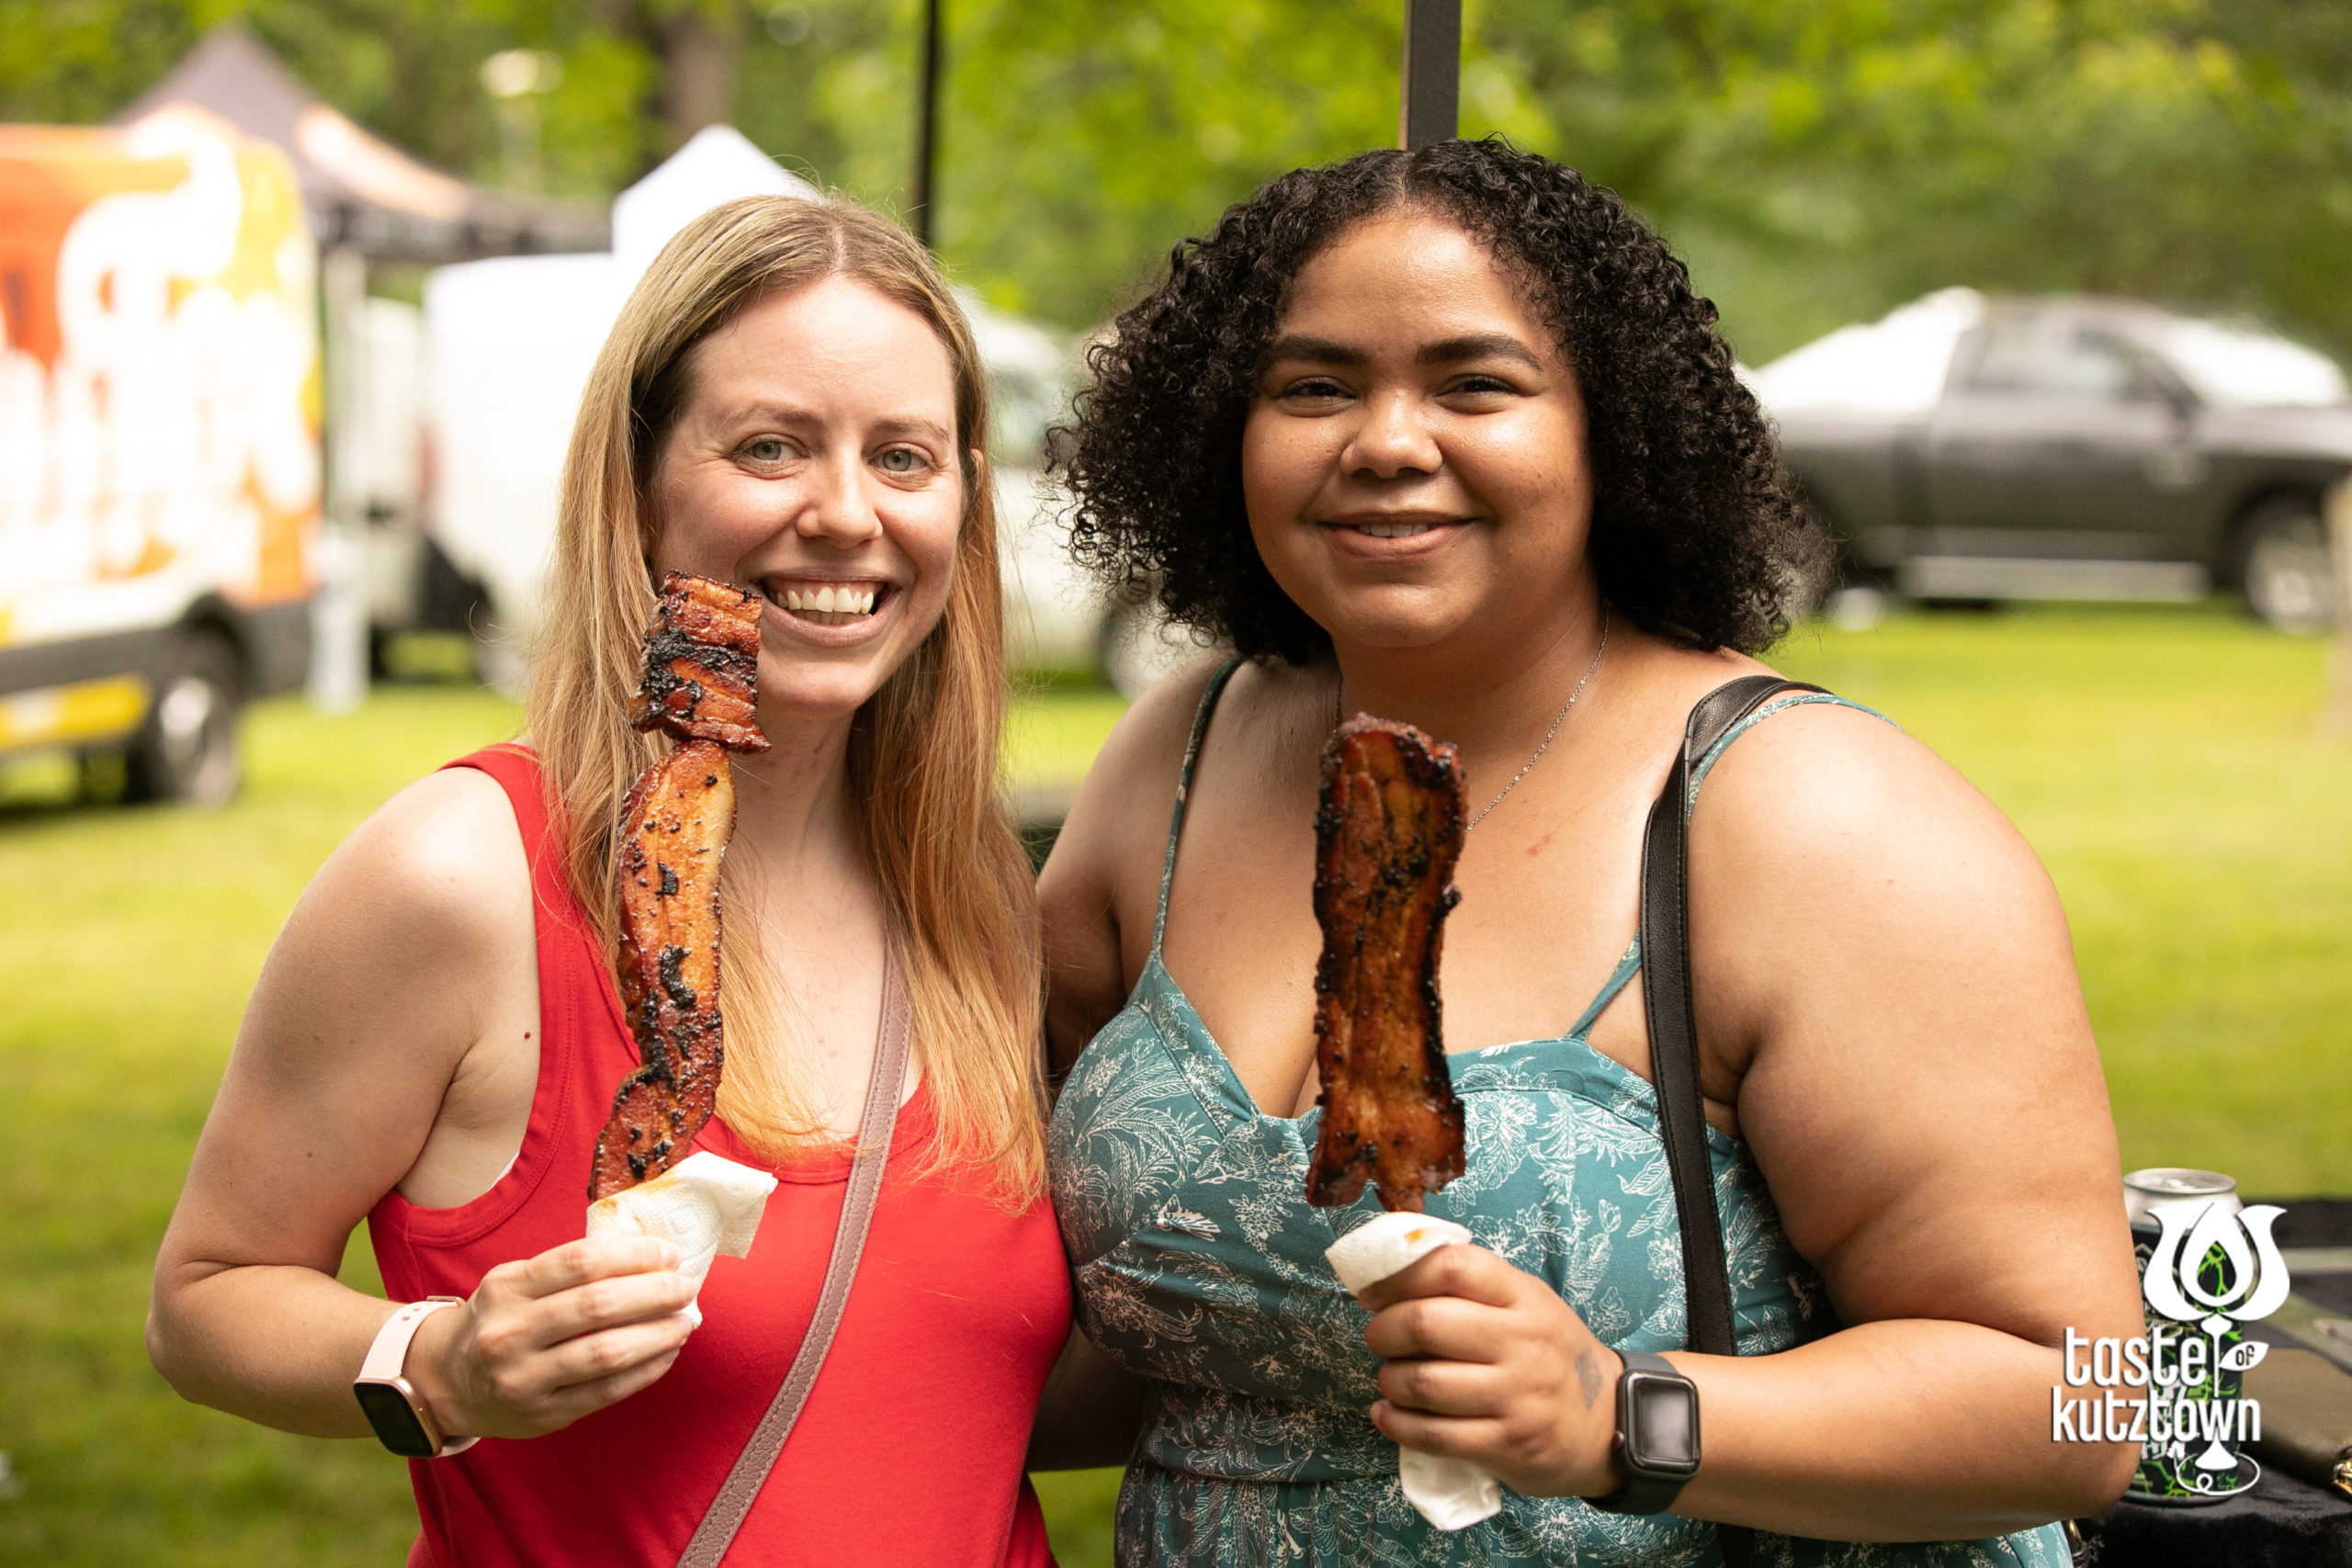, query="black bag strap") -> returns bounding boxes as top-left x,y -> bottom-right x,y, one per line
1637,674 -> 1822,1568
